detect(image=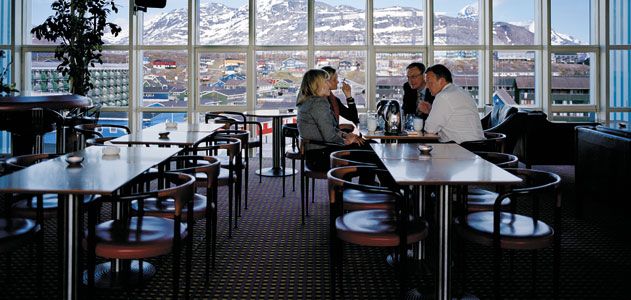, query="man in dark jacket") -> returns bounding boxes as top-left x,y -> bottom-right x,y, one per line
402,62 -> 435,121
